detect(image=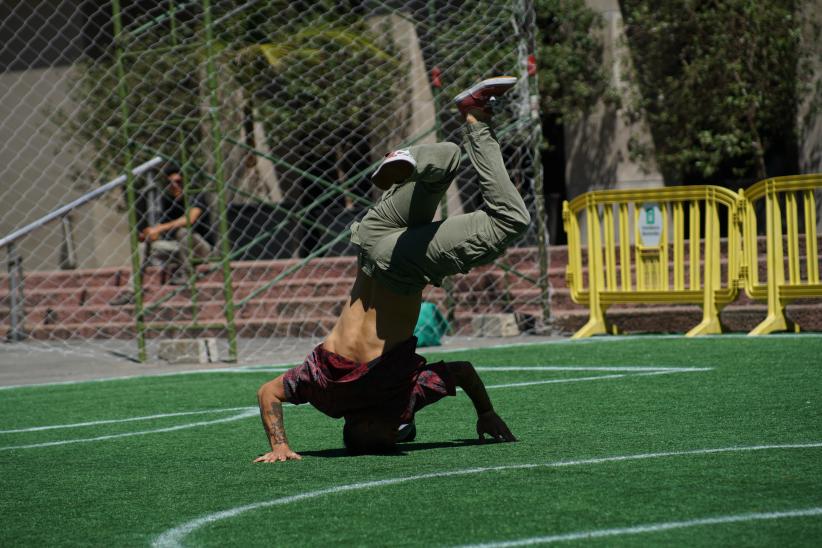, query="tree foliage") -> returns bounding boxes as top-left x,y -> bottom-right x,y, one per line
534,0 -> 613,123
57,1 -> 403,187
620,0 -> 816,182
